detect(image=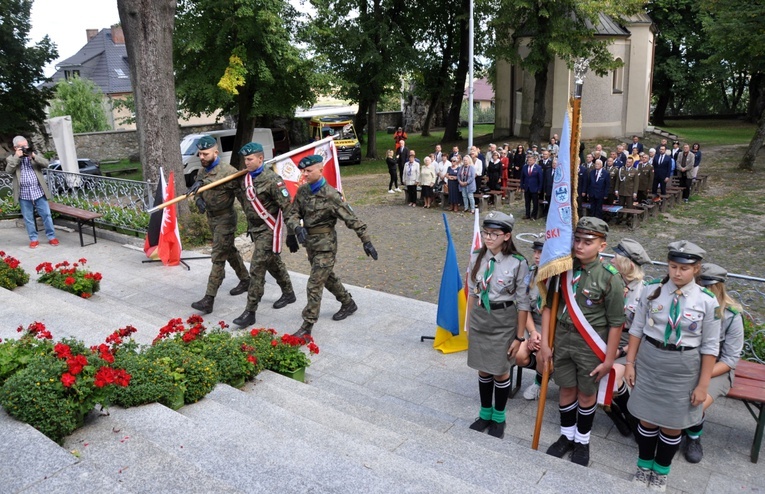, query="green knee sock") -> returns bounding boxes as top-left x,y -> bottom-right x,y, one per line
491,408 -> 506,423
637,458 -> 654,470
479,406 -> 493,421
